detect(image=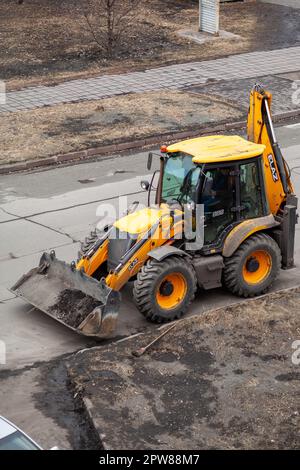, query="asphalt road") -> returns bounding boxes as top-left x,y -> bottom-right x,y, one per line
0,121 -> 300,371
0,121 -> 299,448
